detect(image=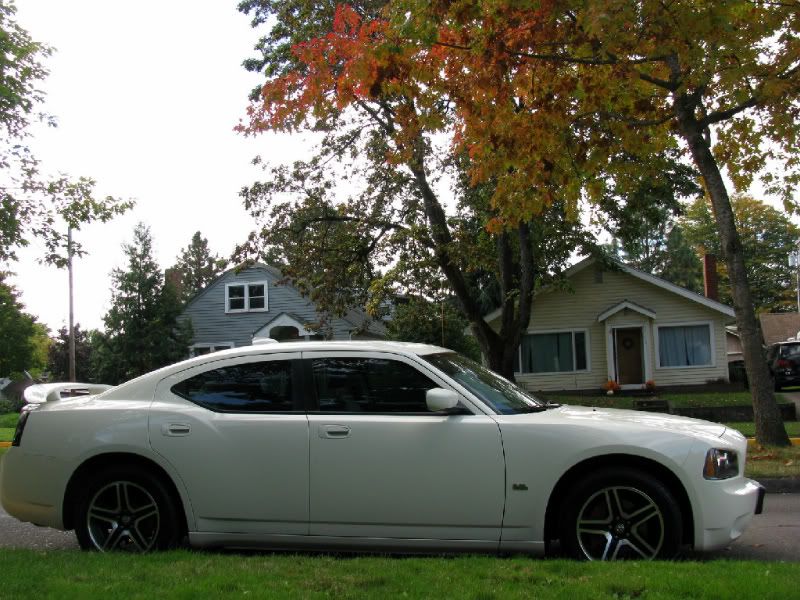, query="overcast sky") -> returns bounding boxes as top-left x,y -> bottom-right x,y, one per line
10,1 -> 315,332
